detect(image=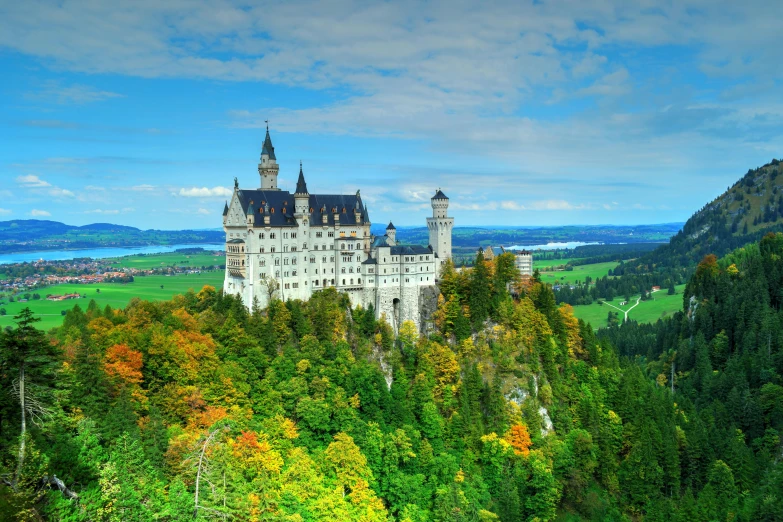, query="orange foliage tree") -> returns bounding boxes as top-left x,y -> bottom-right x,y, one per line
506,423 -> 532,456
